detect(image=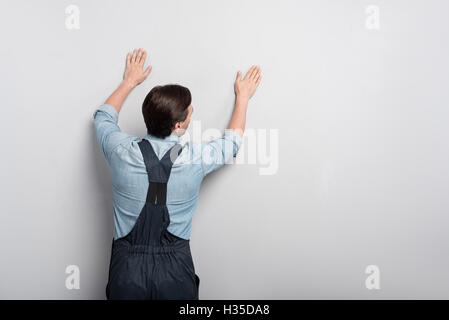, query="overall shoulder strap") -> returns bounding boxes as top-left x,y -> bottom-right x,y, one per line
137,139 -> 160,177
160,143 -> 183,170
138,139 -> 183,205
